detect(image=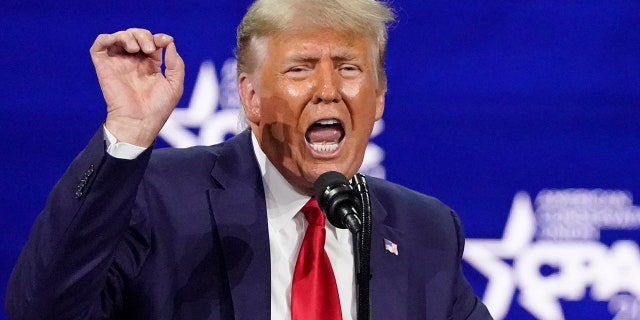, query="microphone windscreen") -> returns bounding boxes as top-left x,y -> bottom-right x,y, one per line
314,171 -> 348,200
